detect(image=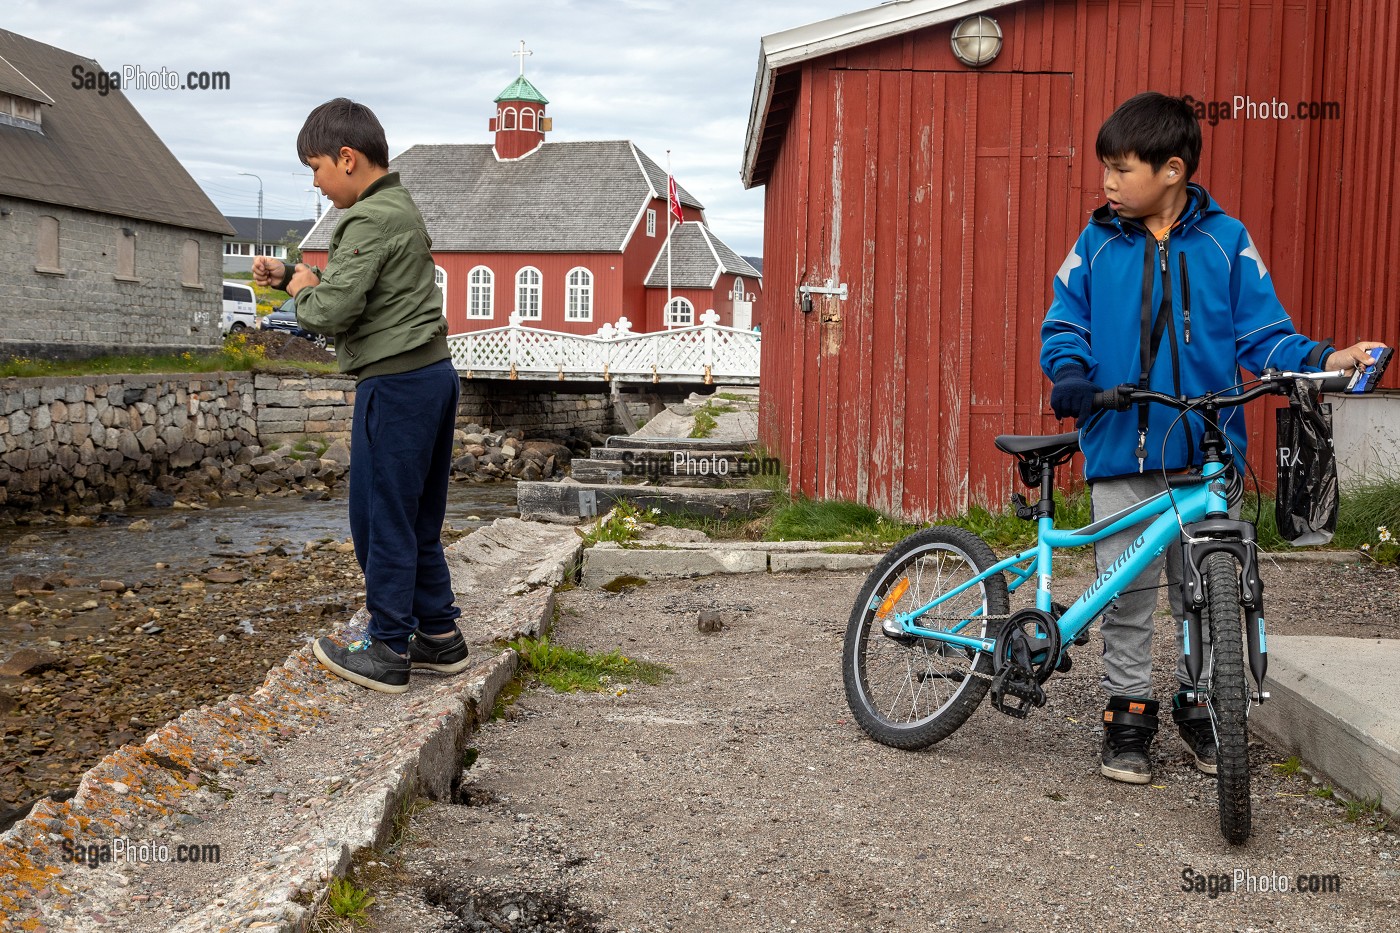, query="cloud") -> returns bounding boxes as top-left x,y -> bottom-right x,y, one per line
7,0 -> 861,254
